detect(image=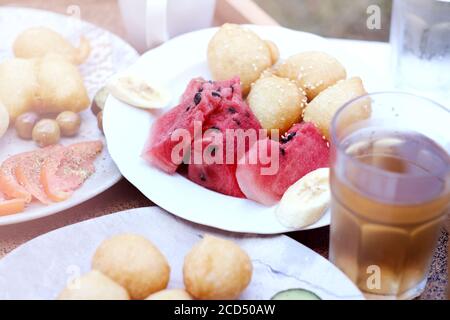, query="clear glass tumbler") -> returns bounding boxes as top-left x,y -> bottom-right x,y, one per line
390,0 -> 450,104
329,92 -> 450,300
